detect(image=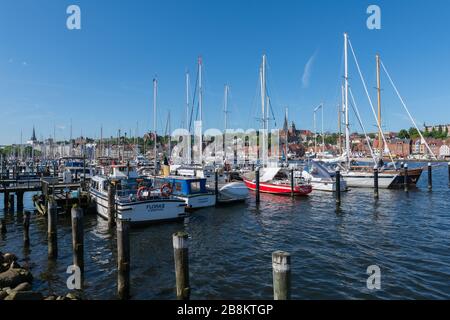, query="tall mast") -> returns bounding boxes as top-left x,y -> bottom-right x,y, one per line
224,84 -> 229,132
344,33 -> 350,166
198,57 -> 203,165
100,125 -> 103,158
186,71 -> 191,164
376,54 -> 383,158
153,78 -> 158,164
198,57 -> 203,122
321,104 -> 324,154
339,85 -> 344,153
186,71 -> 190,131
260,54 -> 267,166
